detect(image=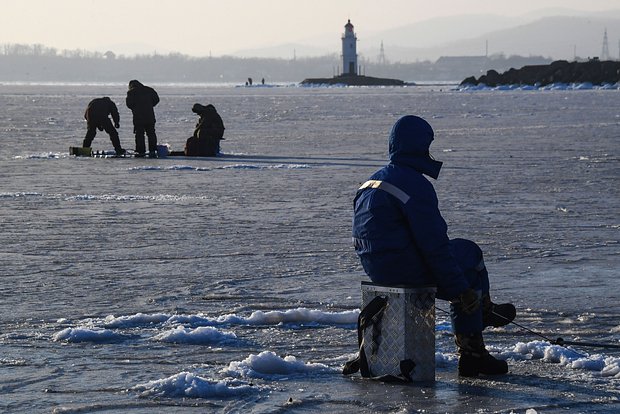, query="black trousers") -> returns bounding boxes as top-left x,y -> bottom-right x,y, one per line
134,123 -> 158,154
83,118 -> 122,150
